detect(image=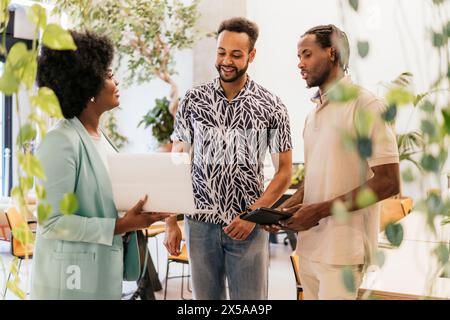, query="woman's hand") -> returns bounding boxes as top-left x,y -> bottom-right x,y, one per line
114,195 -> 171,234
